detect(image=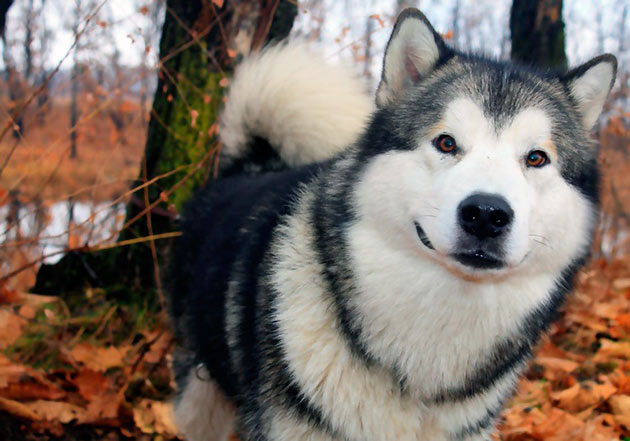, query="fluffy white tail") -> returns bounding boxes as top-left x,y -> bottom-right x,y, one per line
219,43 -> 374,168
